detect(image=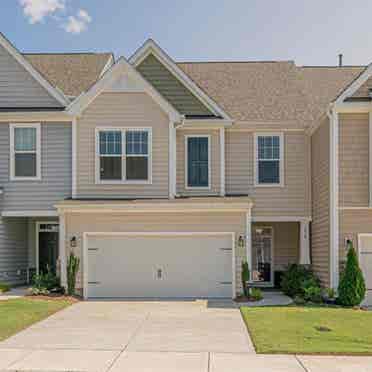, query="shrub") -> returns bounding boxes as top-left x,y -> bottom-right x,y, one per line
281,264 -> 320,298
32,267 -> 60,290
67,252 -> 80,296
241,261 -> 250,297
338,242 -> 366,307
324,287 -> 336,299
29,287 -> 50,296
303,286 -> 323,303
251,288 -> 263,301
0,282 -> 10,293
